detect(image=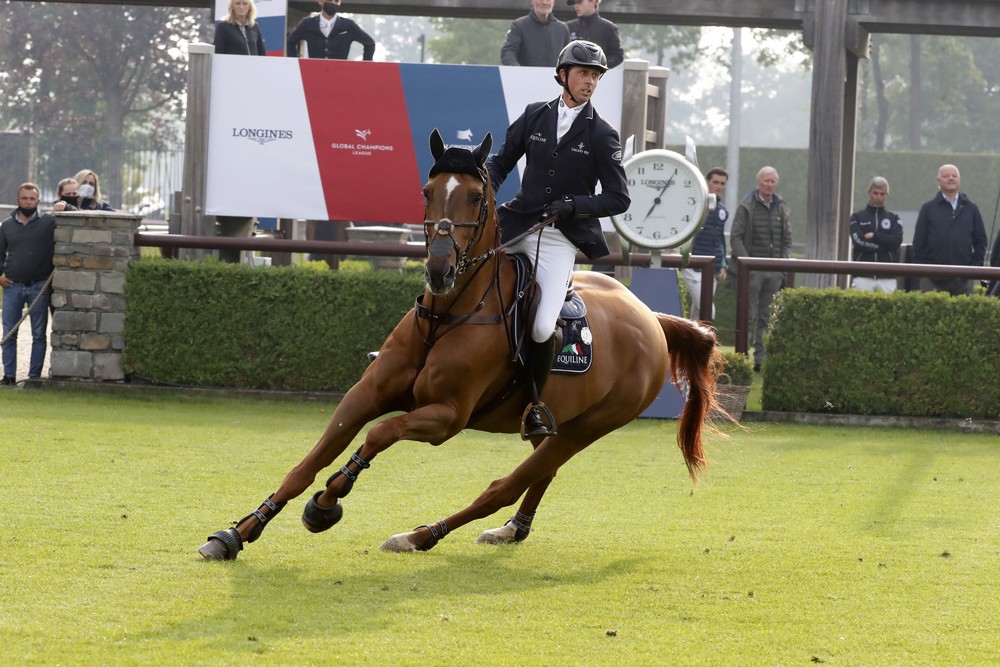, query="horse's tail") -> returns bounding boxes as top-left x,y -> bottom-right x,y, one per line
656,313 -> 724,481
